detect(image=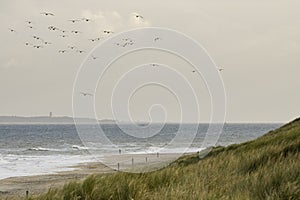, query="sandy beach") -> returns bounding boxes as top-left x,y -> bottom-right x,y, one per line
0,162 -> 113,199
0,152 -> 184,199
